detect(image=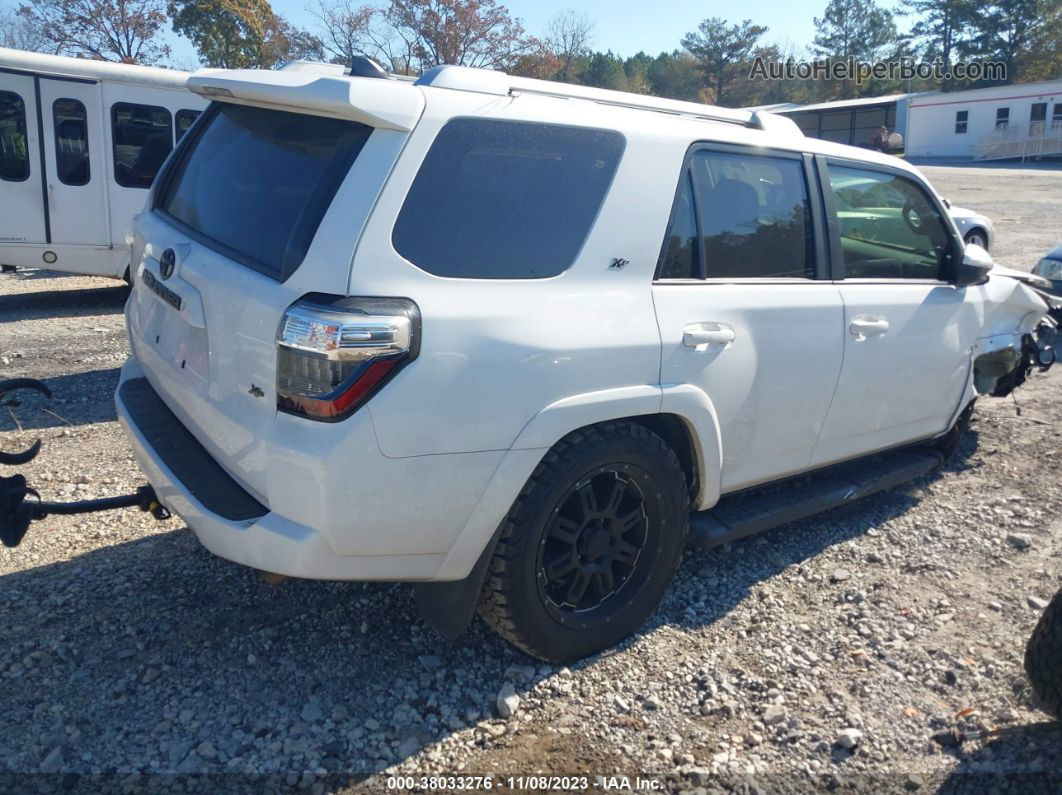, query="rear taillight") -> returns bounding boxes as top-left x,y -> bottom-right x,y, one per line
276,294 -> 420,421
